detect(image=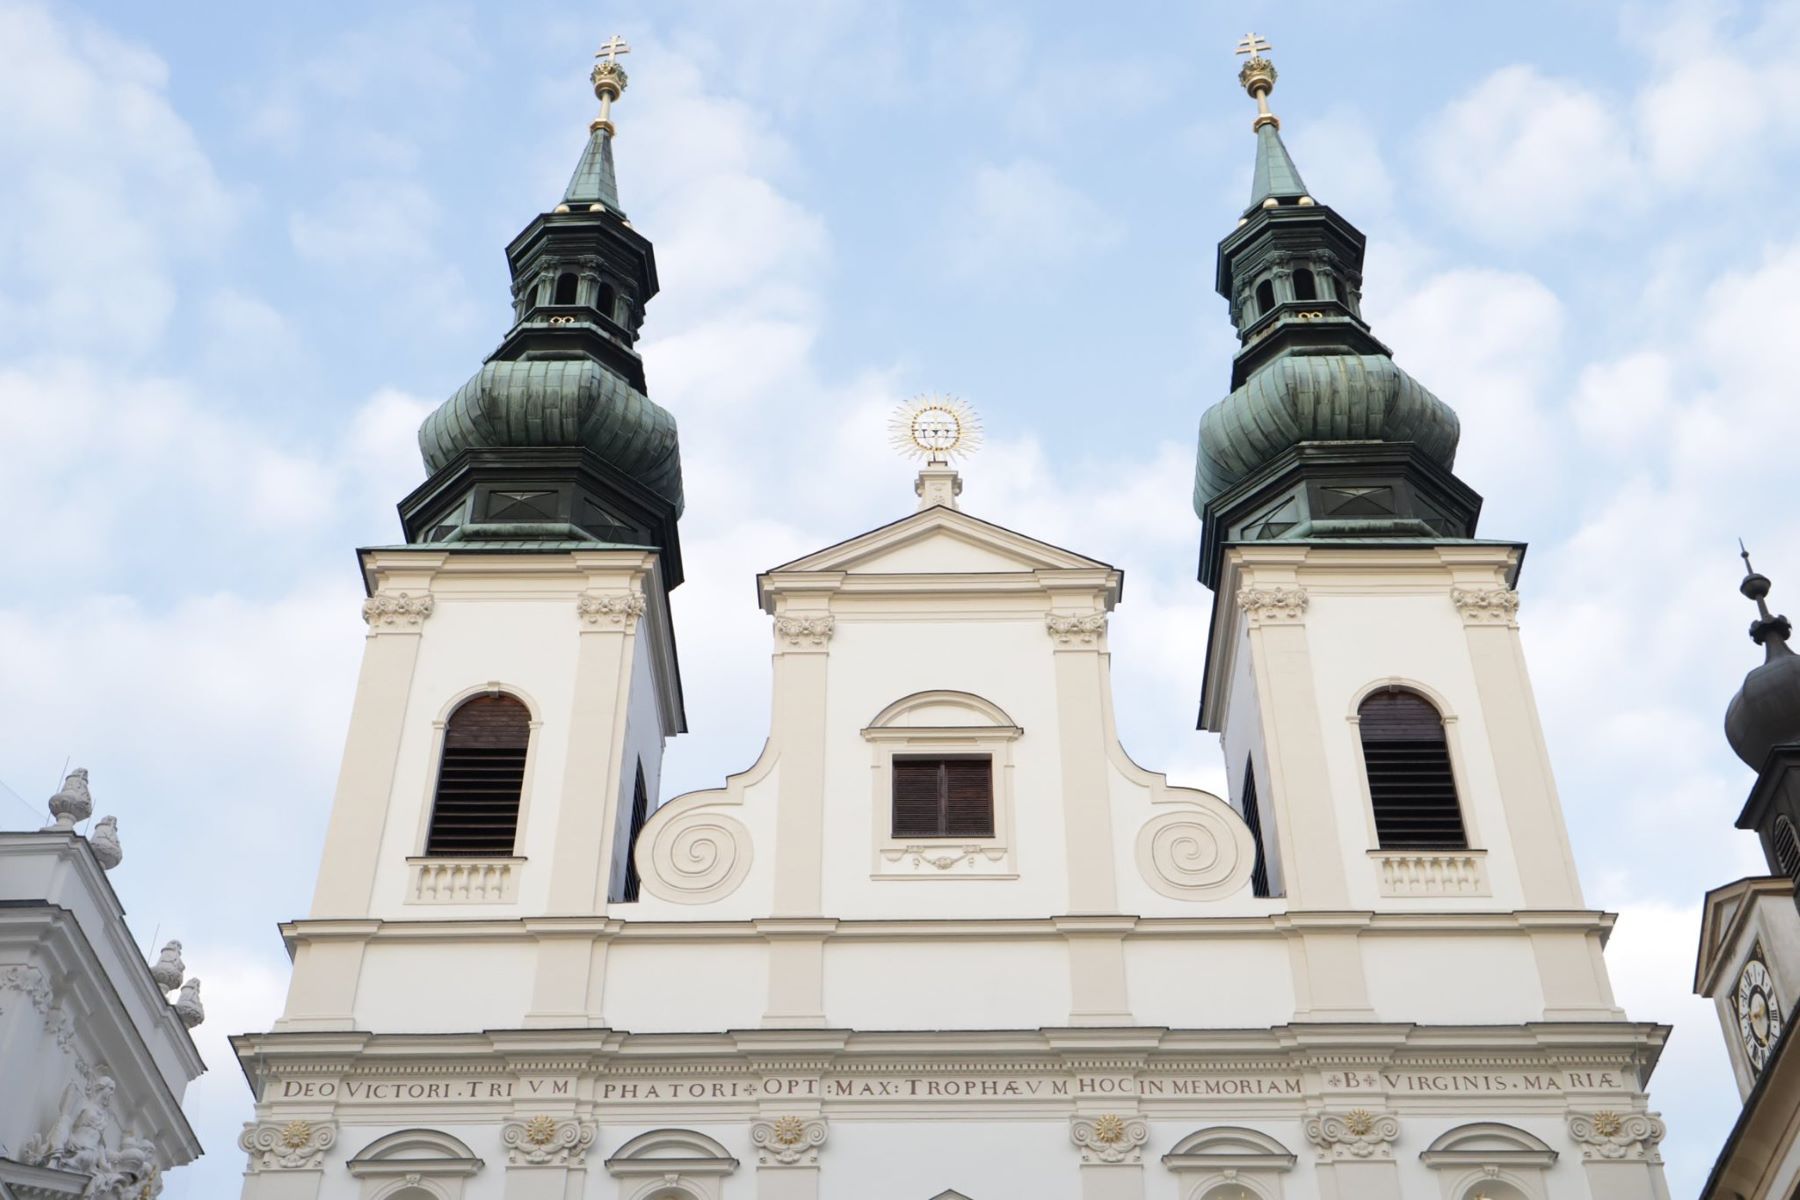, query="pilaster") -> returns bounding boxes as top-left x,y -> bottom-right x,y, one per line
770,610 -> 833,916
1048,607 -> 1120,912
